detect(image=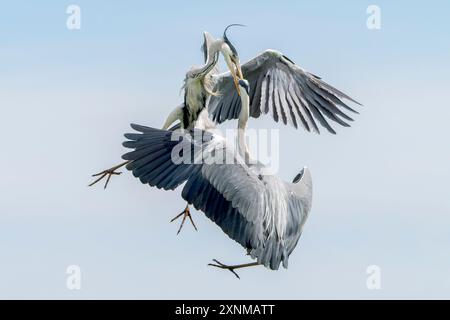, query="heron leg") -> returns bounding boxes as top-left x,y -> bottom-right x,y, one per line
208,259 -> 260,279
88,160 -> 130,189
170,204 -> 197,235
